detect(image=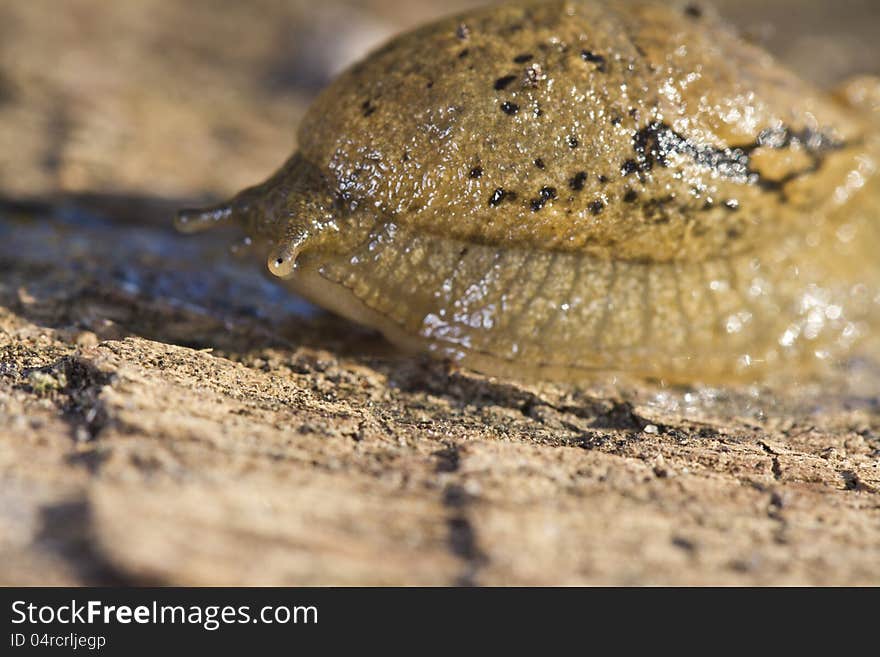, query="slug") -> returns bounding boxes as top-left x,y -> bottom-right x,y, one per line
176,0 -> 880,383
